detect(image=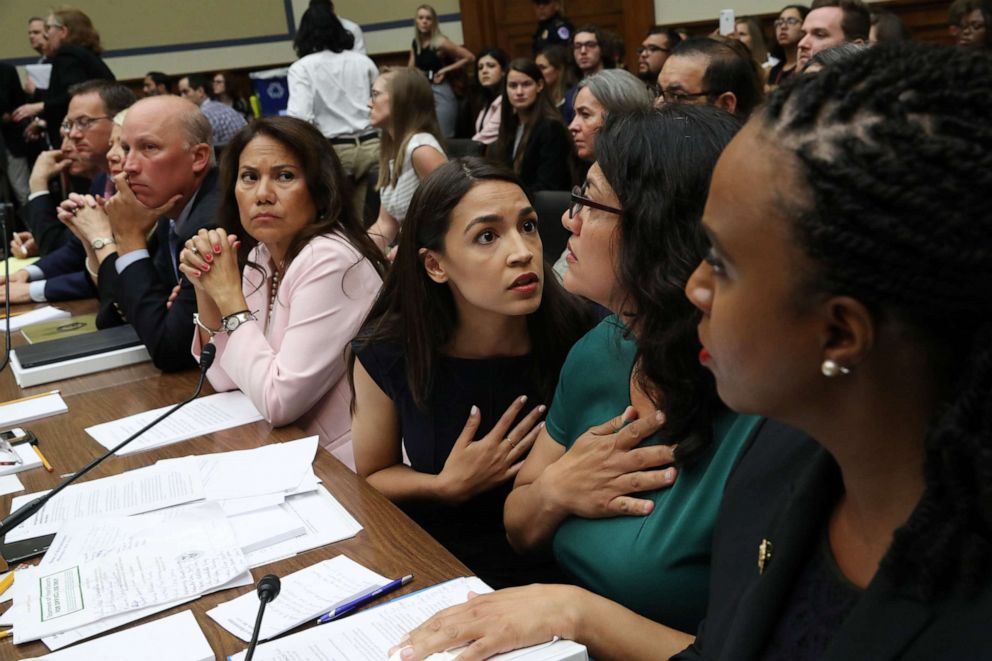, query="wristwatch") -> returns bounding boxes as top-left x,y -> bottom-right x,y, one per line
193,313 -> 221,338
90,237 -> 115,250
221,310 -> 257,334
